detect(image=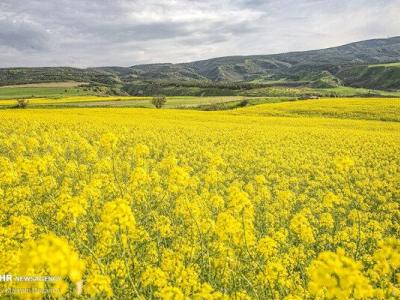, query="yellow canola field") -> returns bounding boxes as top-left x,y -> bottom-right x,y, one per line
0,99 -> 399,299
232,98 -> 400,122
